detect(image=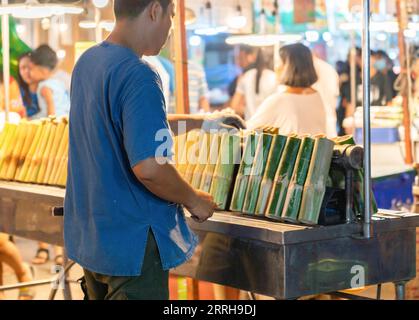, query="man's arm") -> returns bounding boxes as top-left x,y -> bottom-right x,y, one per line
40,87 -> 56,116
133,157 -> 216,223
